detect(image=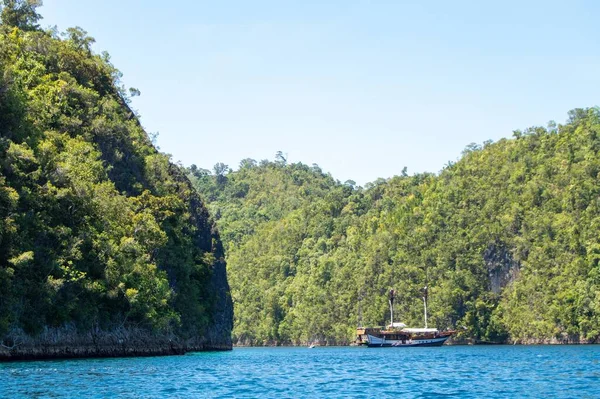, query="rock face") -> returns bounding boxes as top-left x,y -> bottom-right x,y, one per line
204,227 -> 234,349
0,325 -> 231,361
163,163 -> 234,352
484,244 -> 520,294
